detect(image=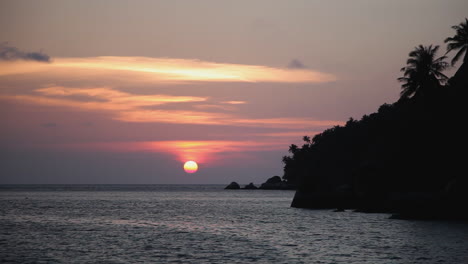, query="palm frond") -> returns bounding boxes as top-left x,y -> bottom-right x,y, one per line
451,46 -> 467,66
445,18 -> 468,65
